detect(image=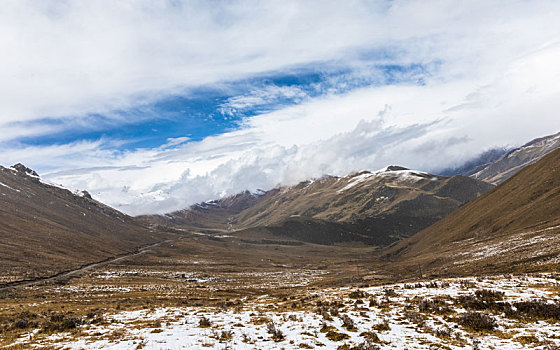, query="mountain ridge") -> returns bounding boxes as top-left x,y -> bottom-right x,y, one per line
0,164 -> 167,285
448,132 -> 560,184
145,166 -> 494,246
384,147 -> 560,276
